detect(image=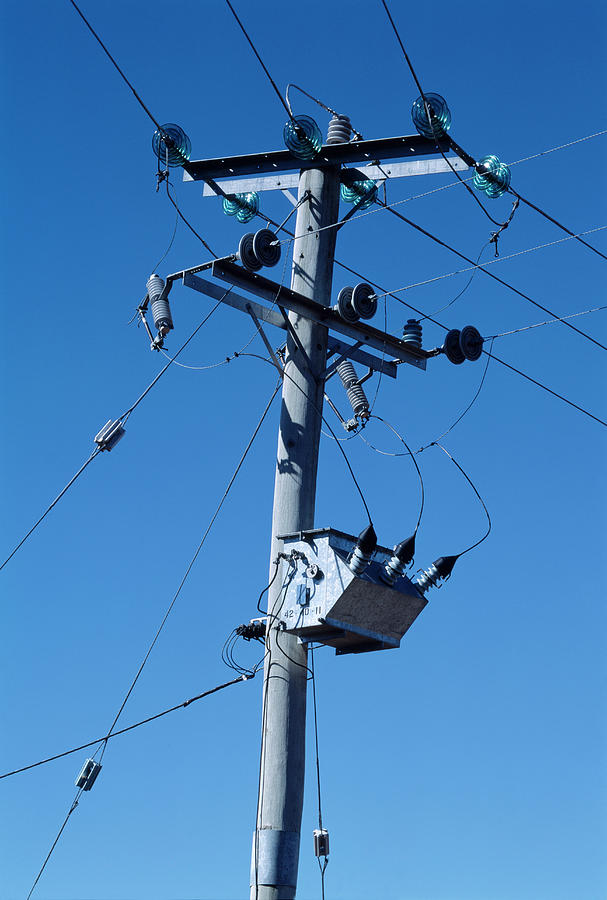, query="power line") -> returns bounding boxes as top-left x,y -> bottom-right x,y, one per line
379,0 -> 508,229
26,788 -> 84,900
0,449 -> 100,573
1,675 -> 251,781
485,351 -> 607,427
510,188 -> 607,263
102,377 -> 282,744
223,0 -> 293,120
21,378 -> 281,899
375,226 -> 607,299
165,179 -> 218,258
381,0 -> 607,263
432,441 -> 492,558
487,306 -> 607,339
379,201 -> 607,352
331,257 -> 607,426
68,0 -> 163,132
68,1 -> 217,259
1,297 -> 231,574
509,130 -> 607,166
